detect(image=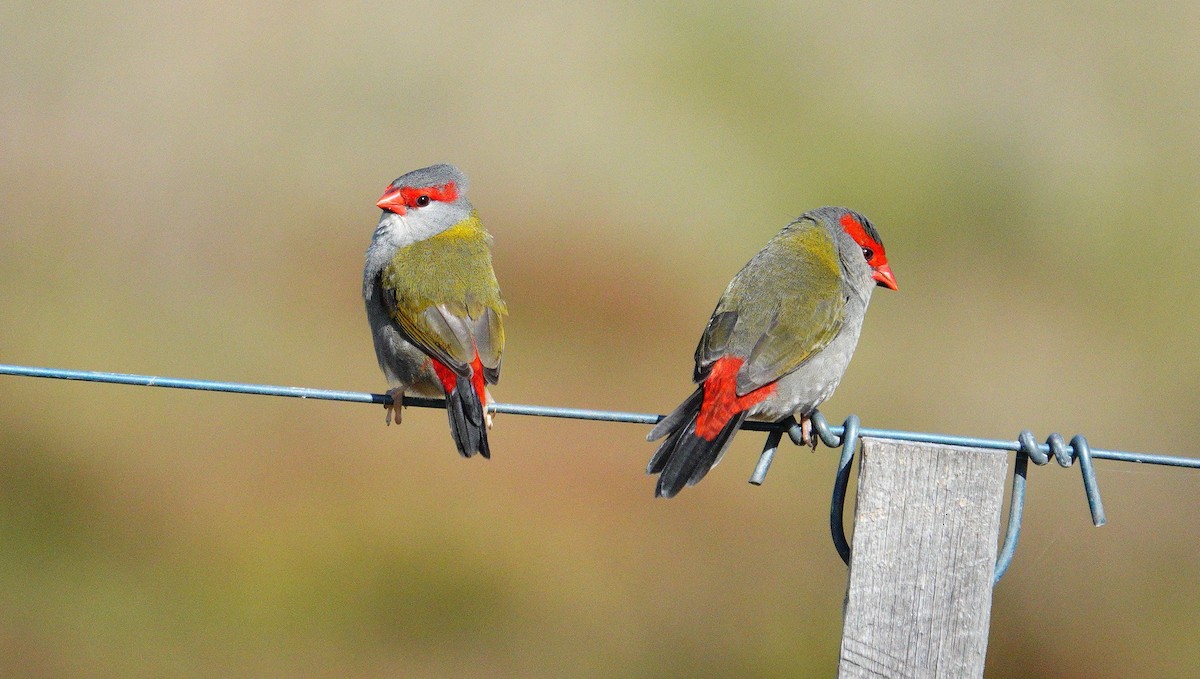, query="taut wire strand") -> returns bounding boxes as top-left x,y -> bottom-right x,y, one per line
2,363 -> 1194,467
3,362 -> 1197,585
